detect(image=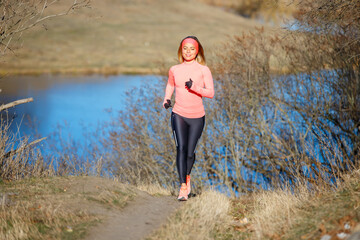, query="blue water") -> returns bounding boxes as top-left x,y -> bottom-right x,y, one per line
0,74 -> 159,142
